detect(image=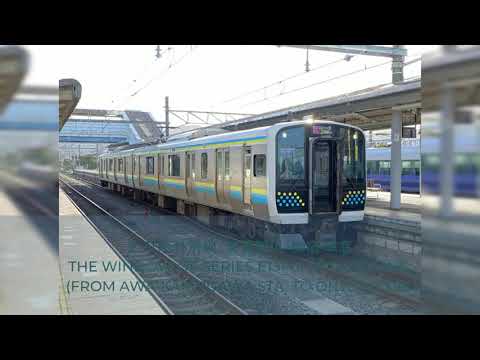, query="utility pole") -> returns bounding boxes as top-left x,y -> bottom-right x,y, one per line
305,48 -> 310,72
165,96 -> 170,138
391,45 -> 405,84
